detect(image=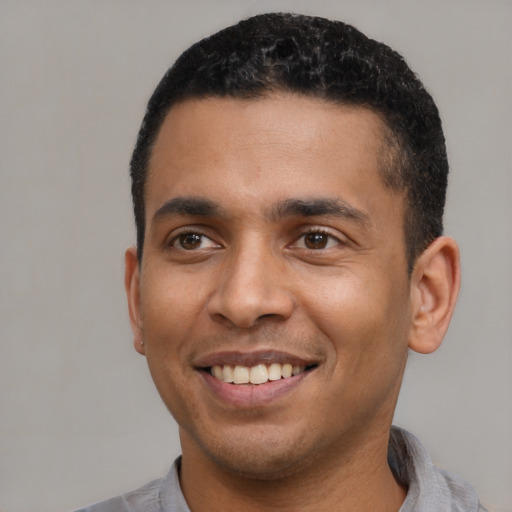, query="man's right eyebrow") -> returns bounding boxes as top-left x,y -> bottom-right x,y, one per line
152,197 -> 221,221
